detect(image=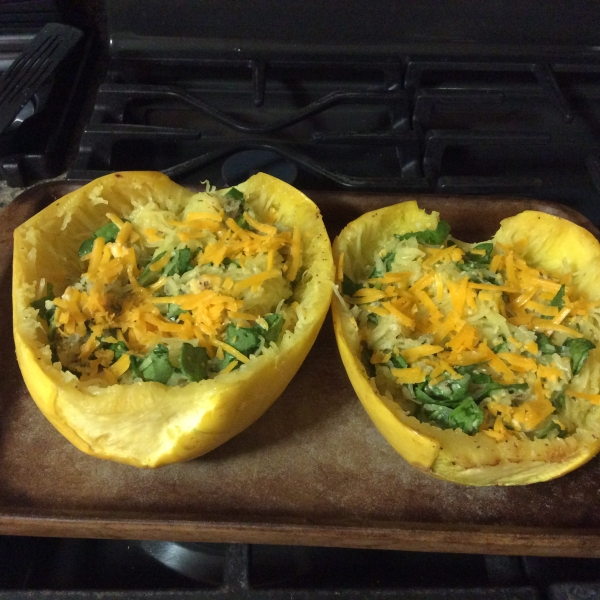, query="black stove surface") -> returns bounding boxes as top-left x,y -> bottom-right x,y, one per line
1,536 -> 600,599
69,54 -> 600,227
